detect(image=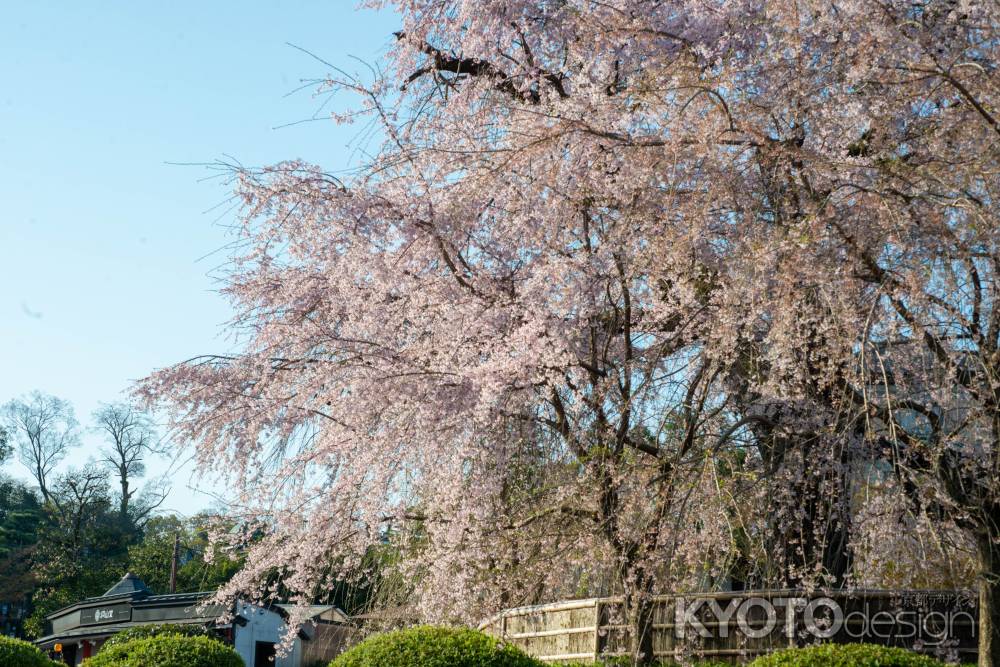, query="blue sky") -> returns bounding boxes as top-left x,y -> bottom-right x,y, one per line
1,2 -> 399,515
